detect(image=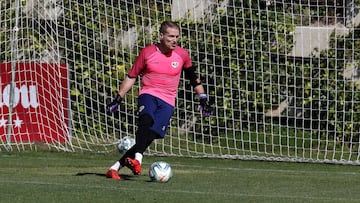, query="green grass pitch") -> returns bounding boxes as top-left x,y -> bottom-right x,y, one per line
1,151 -> 360,203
